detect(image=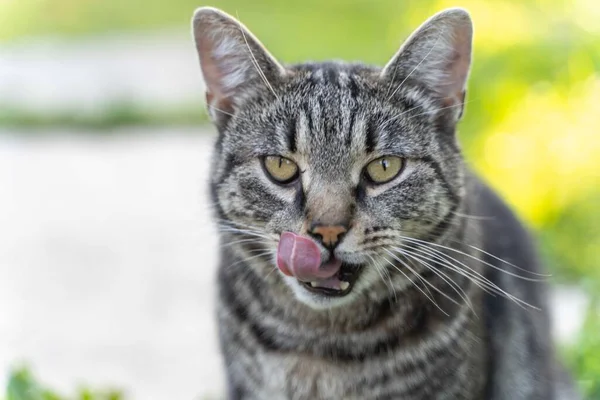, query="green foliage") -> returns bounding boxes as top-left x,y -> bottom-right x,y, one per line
563,303 -> 600,399
540,190 -> 600,290
5,368 -> 123,400
6,368 -> 55,400
0,104 -> 208,131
